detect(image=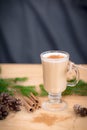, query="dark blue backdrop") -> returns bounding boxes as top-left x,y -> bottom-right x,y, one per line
0,0 -> 87,63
